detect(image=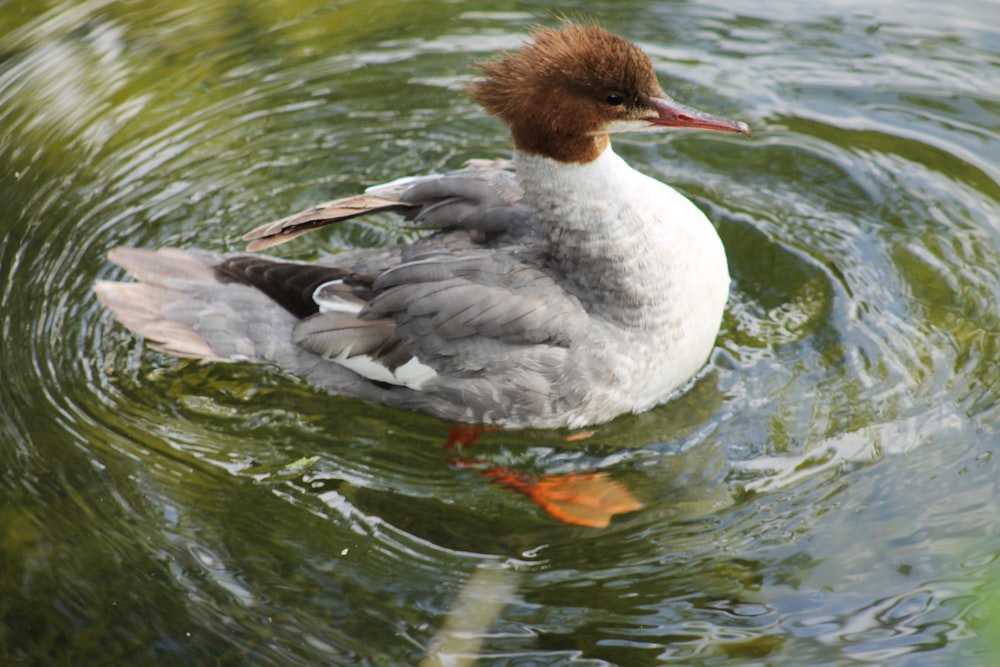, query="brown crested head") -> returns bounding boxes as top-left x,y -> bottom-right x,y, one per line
469,22 -> 750,164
